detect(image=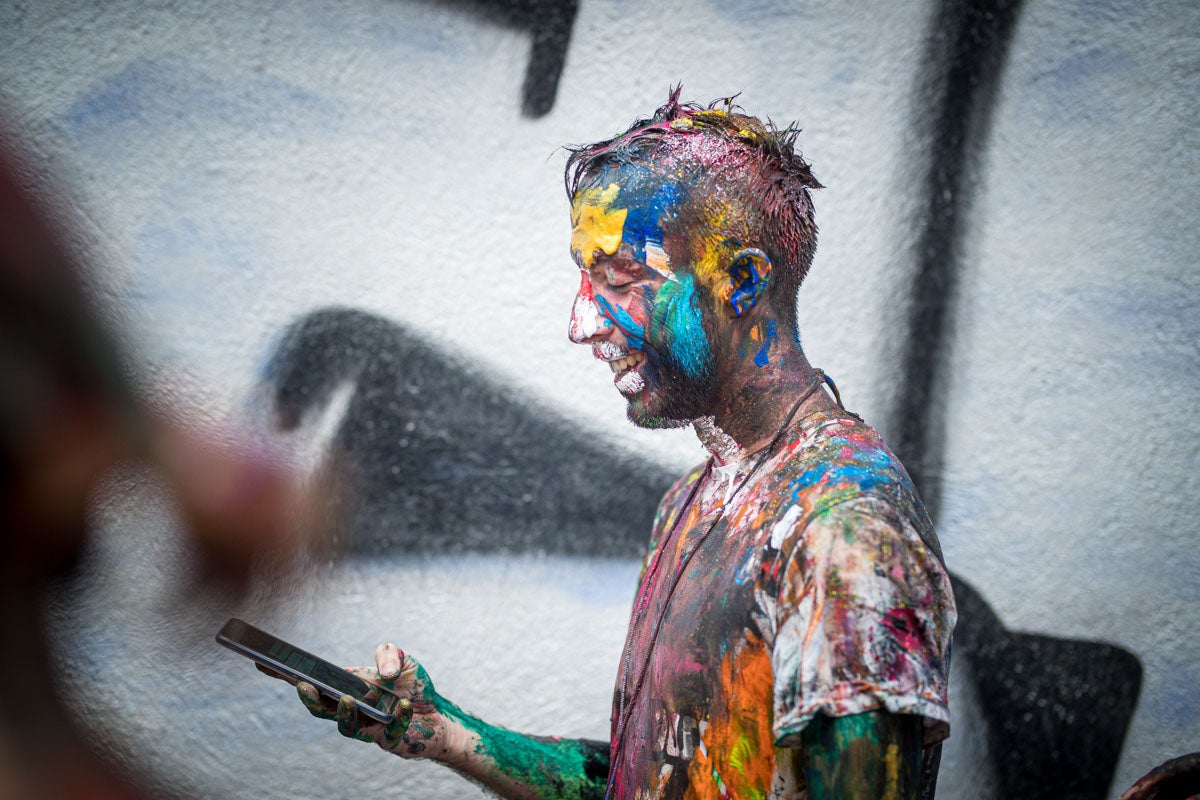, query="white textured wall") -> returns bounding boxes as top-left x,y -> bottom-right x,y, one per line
2,0 -> 1196,797
939,0 -> 1200,786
